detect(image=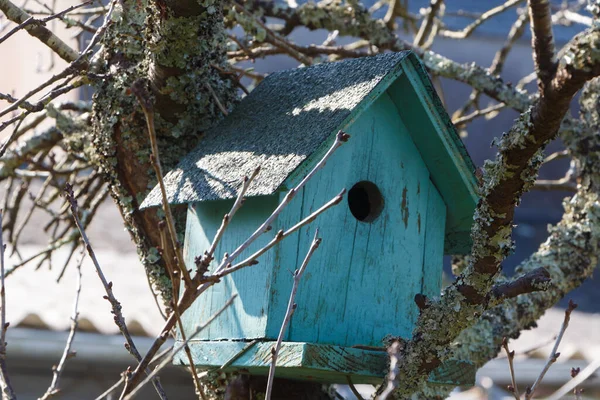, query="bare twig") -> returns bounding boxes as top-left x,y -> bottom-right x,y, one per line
450,9 -> 527,125
216,340 -> 258,371
122,131 -> 350,395
490,267 -> 551,302
525,300 -> 578,399
63,184 -> 168,400
413,0 -> 444,47
130,80 -> 192,287
0,0 -> 78,61
346,376 -> 365,400
39,248 -> 84,400
214,130 -> 349,277
123,295 -> 237,400
502,337 -> 520,399
205,83 -> 229,116
534,177 -> 577,192
0,0 -> 91,46
379,340 -> 403,399
95,376 -> 125,400
440,0 -> 524,39
543,149 -> 570,164
453,103 -> 506,127
194,167 -> 260,276
546,359 -> 600,400
231,0 -> 313,65
265,230 -> 321,400
0,211 -> 16,400
218,191 -> 344,279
